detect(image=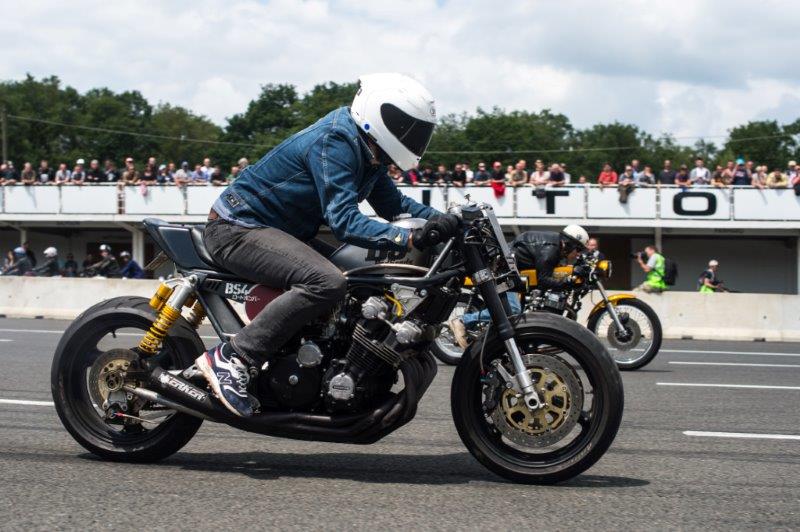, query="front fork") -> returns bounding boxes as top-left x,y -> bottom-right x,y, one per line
596,281 -> 629,339
465,248 -> 544,410
138,275 -> 205,355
